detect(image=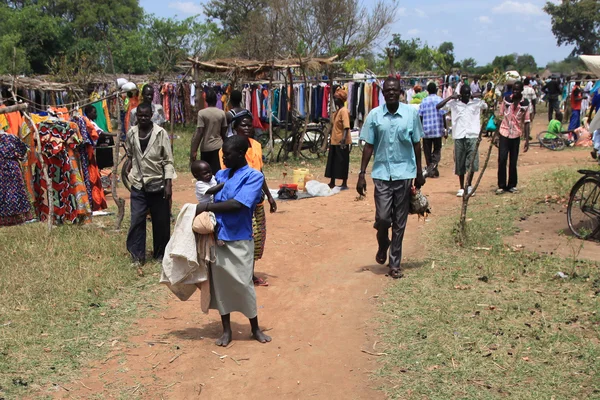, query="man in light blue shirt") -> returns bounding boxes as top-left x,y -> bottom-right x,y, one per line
357,77 -> 425,279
